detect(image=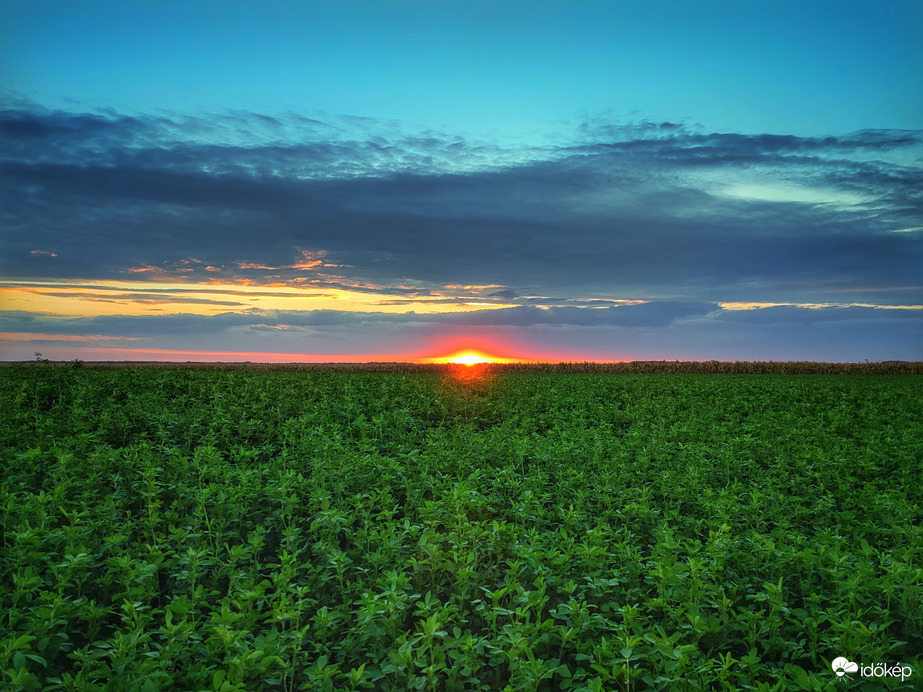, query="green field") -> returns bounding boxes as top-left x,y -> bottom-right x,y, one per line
2,365 -> 921,690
